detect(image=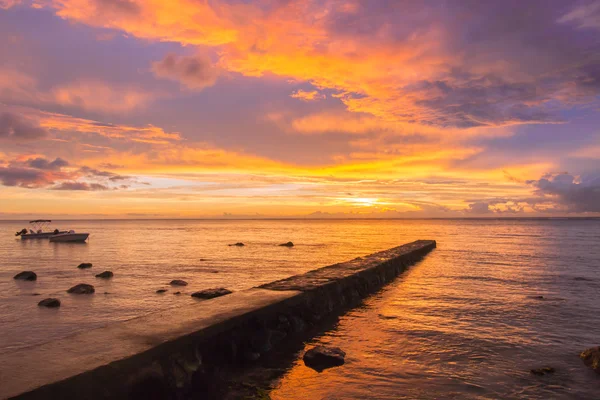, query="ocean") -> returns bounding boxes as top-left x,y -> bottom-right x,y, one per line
1,219 -> 599,399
